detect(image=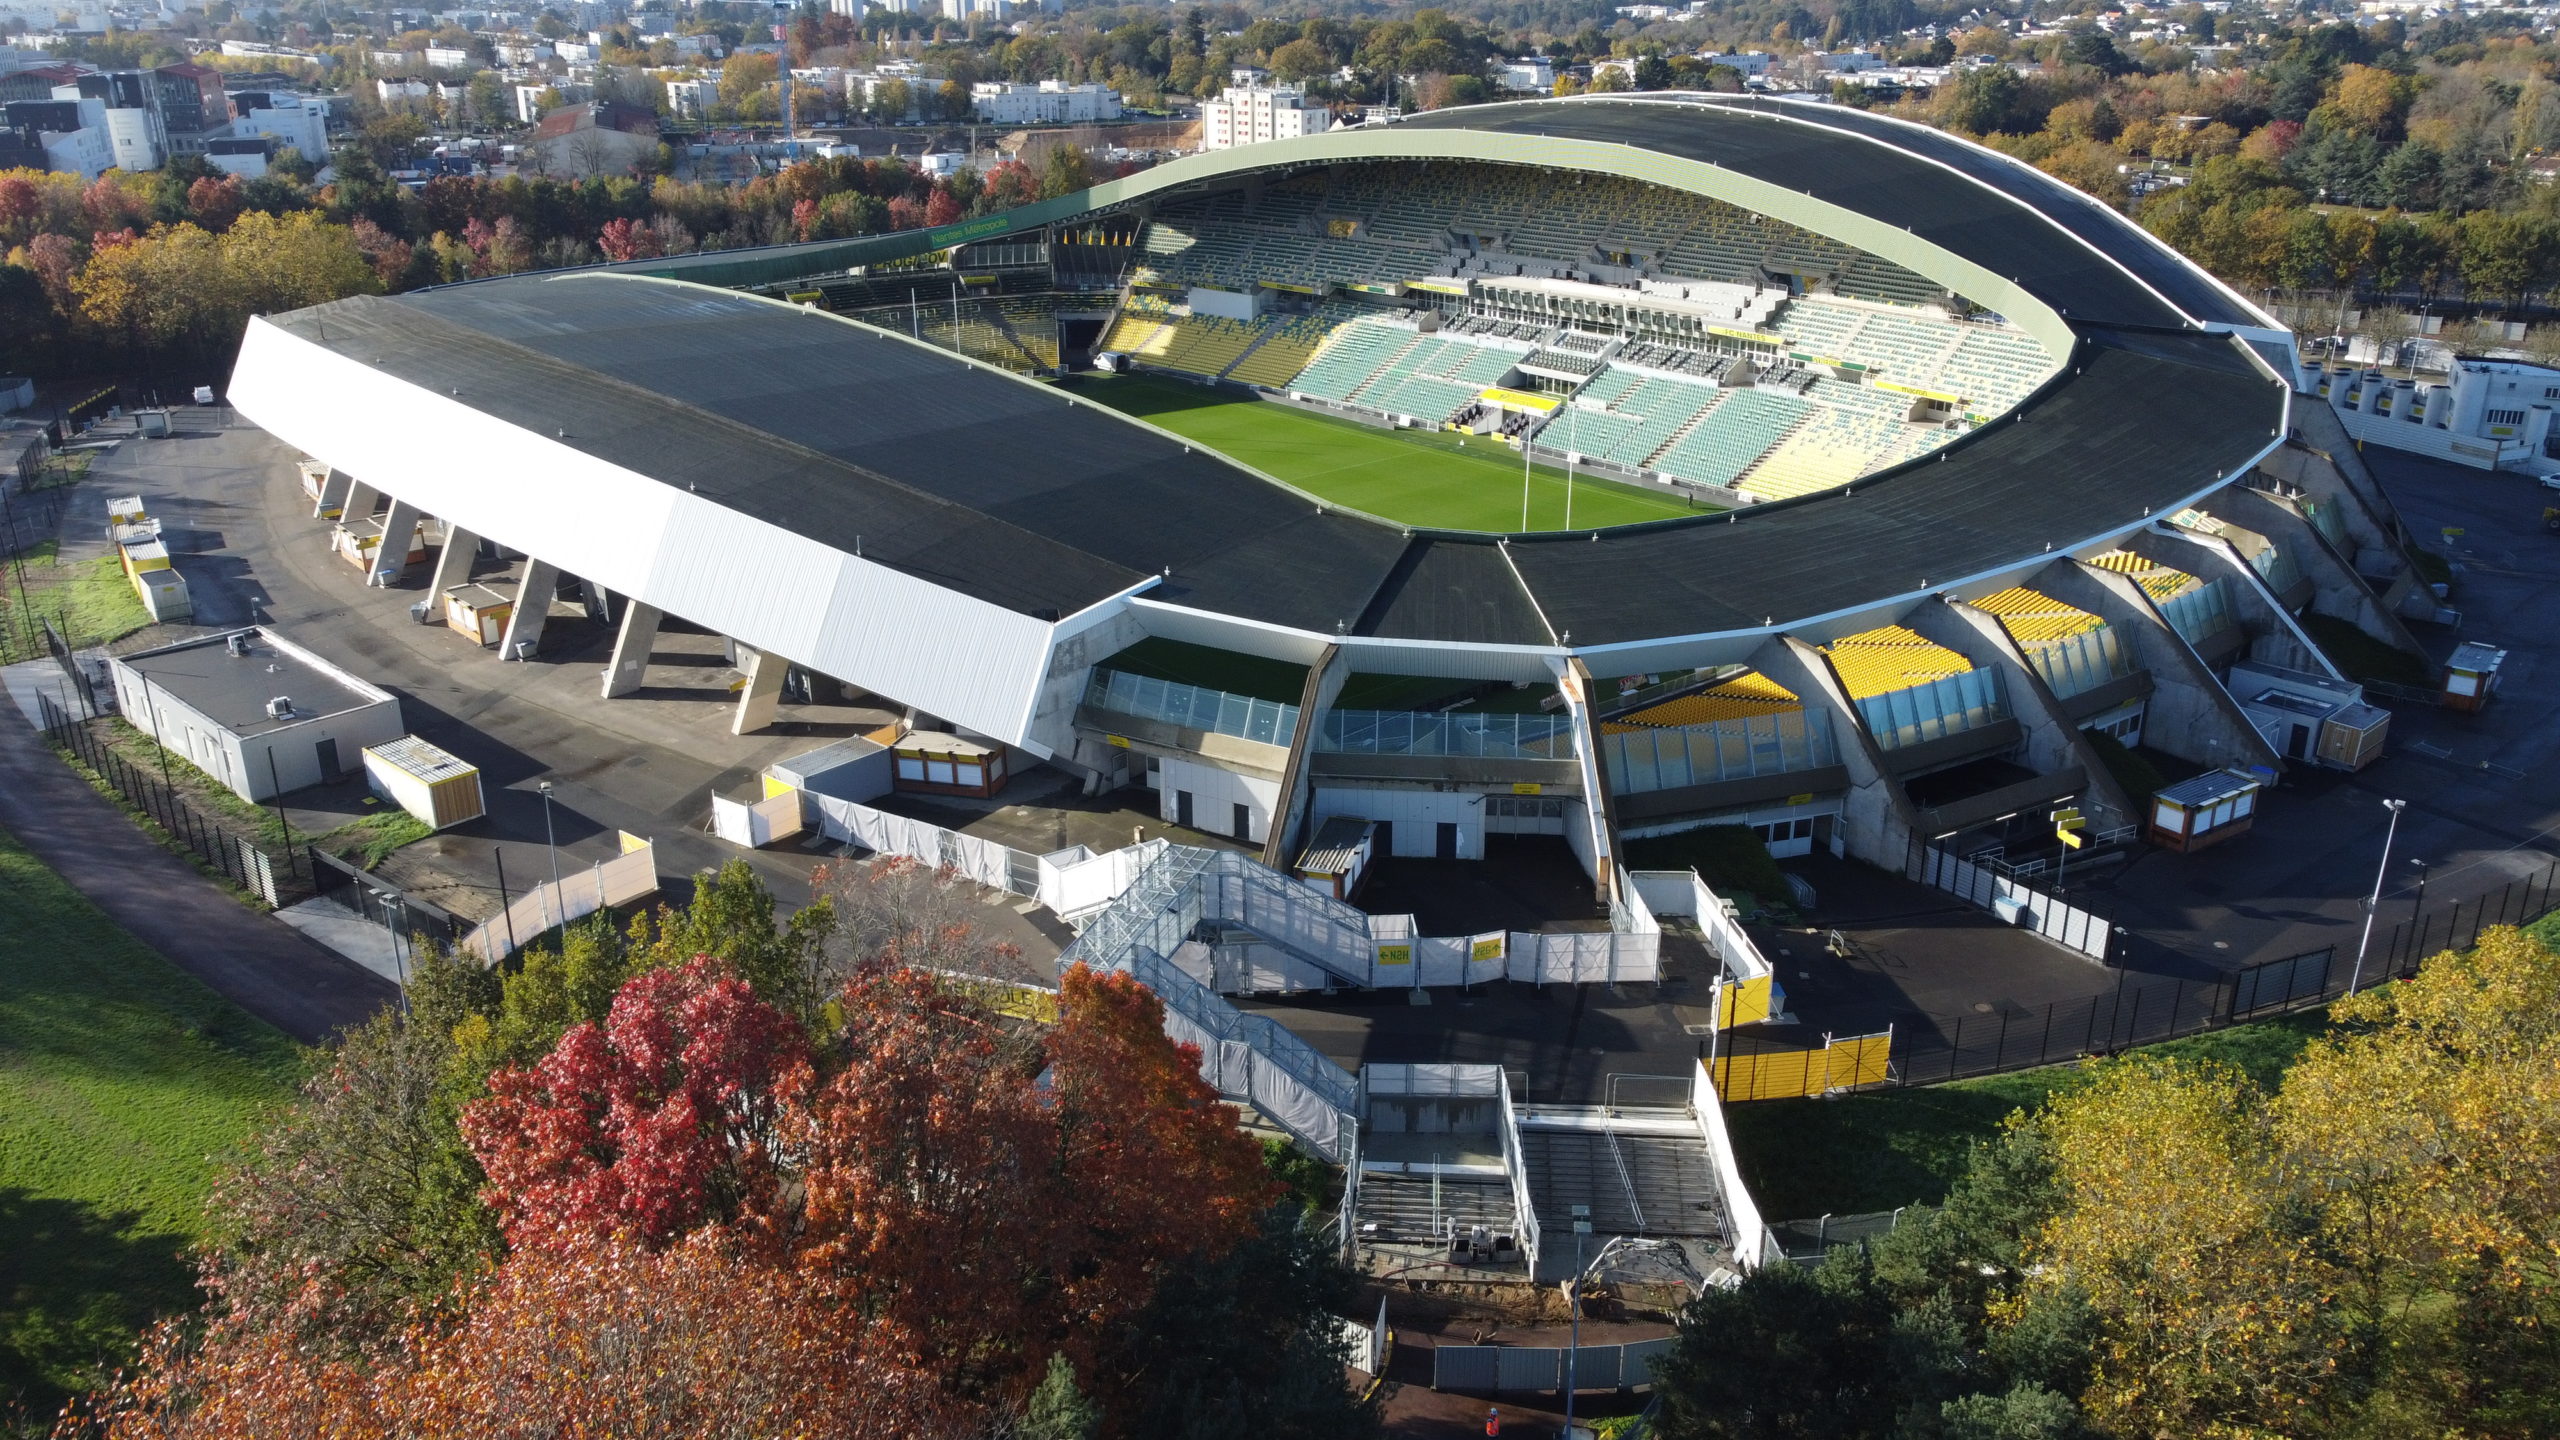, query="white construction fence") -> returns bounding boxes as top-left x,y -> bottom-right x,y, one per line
1909,845 -> 2110,962
805,792 -> 1162,925
807,788 -> 1660,994
1690,1057 -> 1780,1270
459,834 -> 660,964
1631,869 -> 1786,1026
710,790 -> 802,848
